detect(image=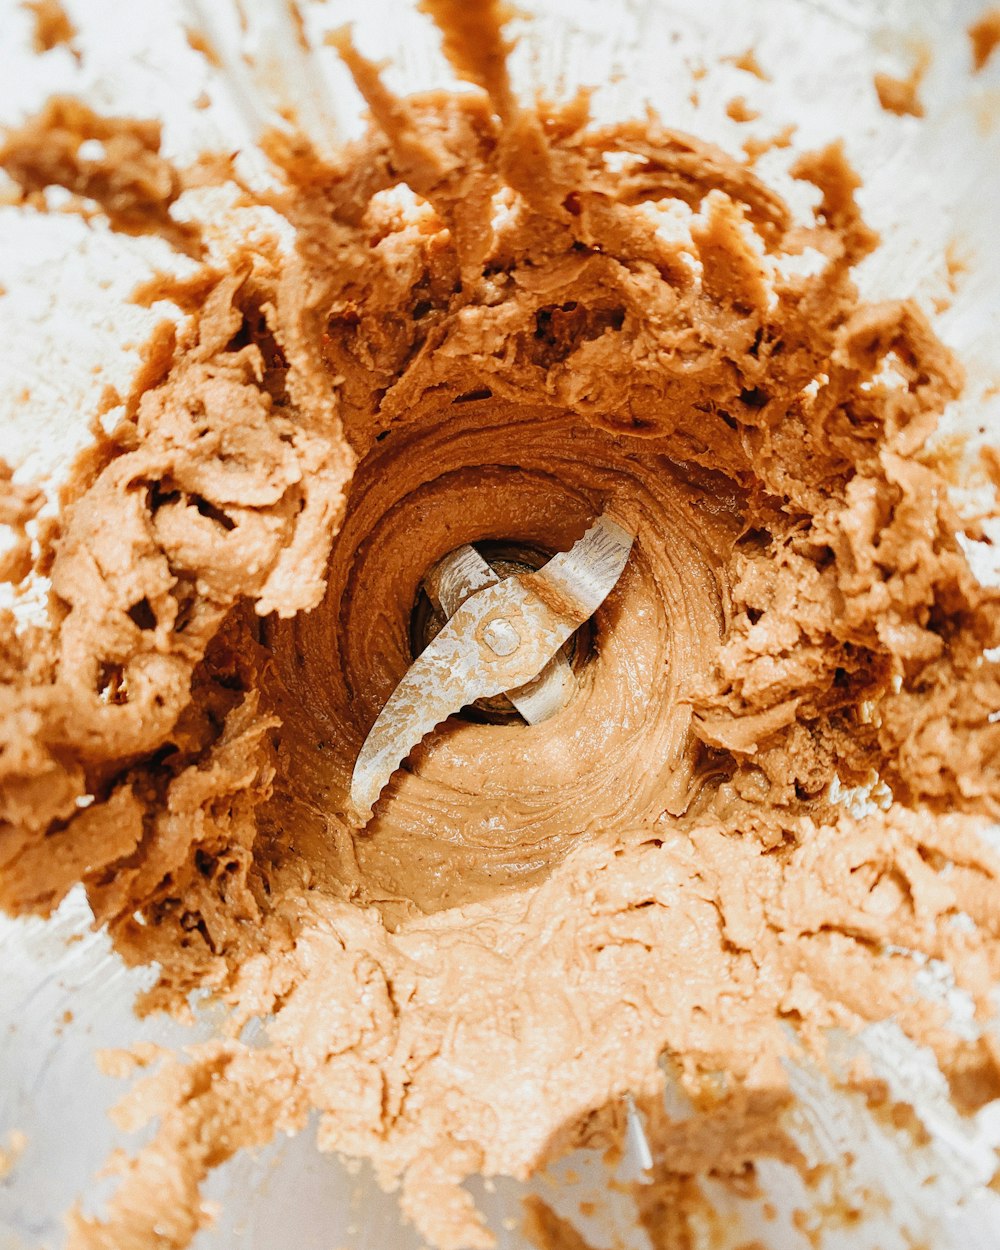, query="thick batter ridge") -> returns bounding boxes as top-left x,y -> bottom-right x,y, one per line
1,2 -> 999,1247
